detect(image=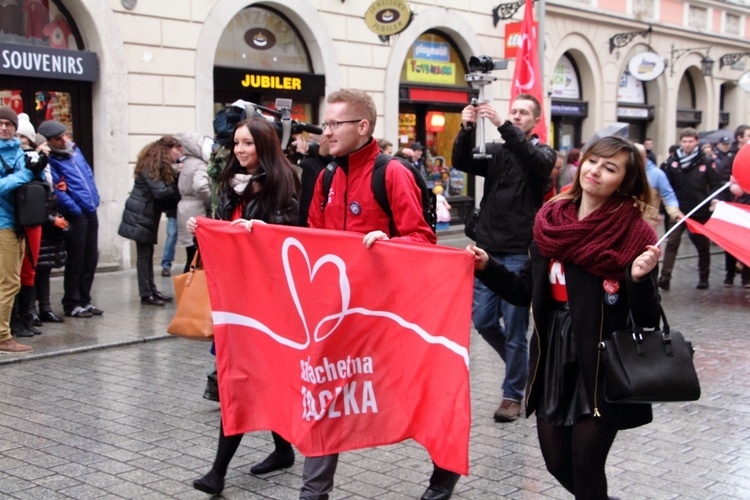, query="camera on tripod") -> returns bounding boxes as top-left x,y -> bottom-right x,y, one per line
464,56 -> 508,159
